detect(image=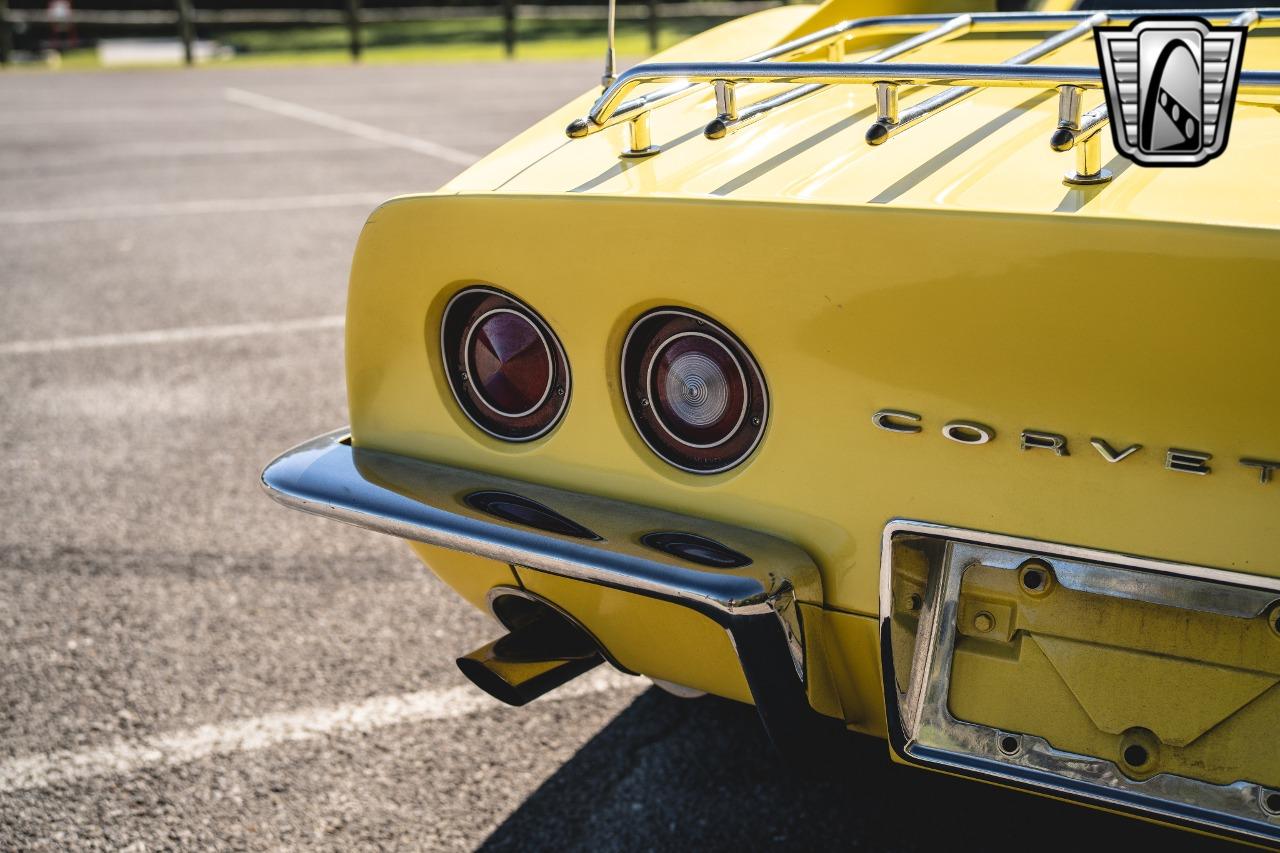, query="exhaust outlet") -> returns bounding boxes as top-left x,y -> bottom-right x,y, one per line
457,592 -> 604,706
